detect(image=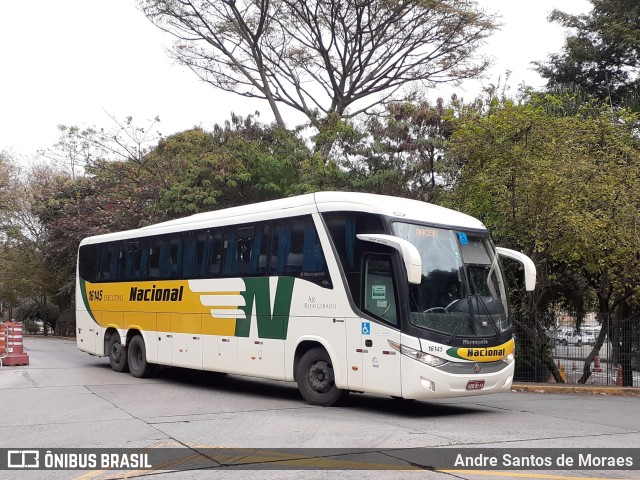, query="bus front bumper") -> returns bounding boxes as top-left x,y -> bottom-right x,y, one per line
401,358 -> 514,400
